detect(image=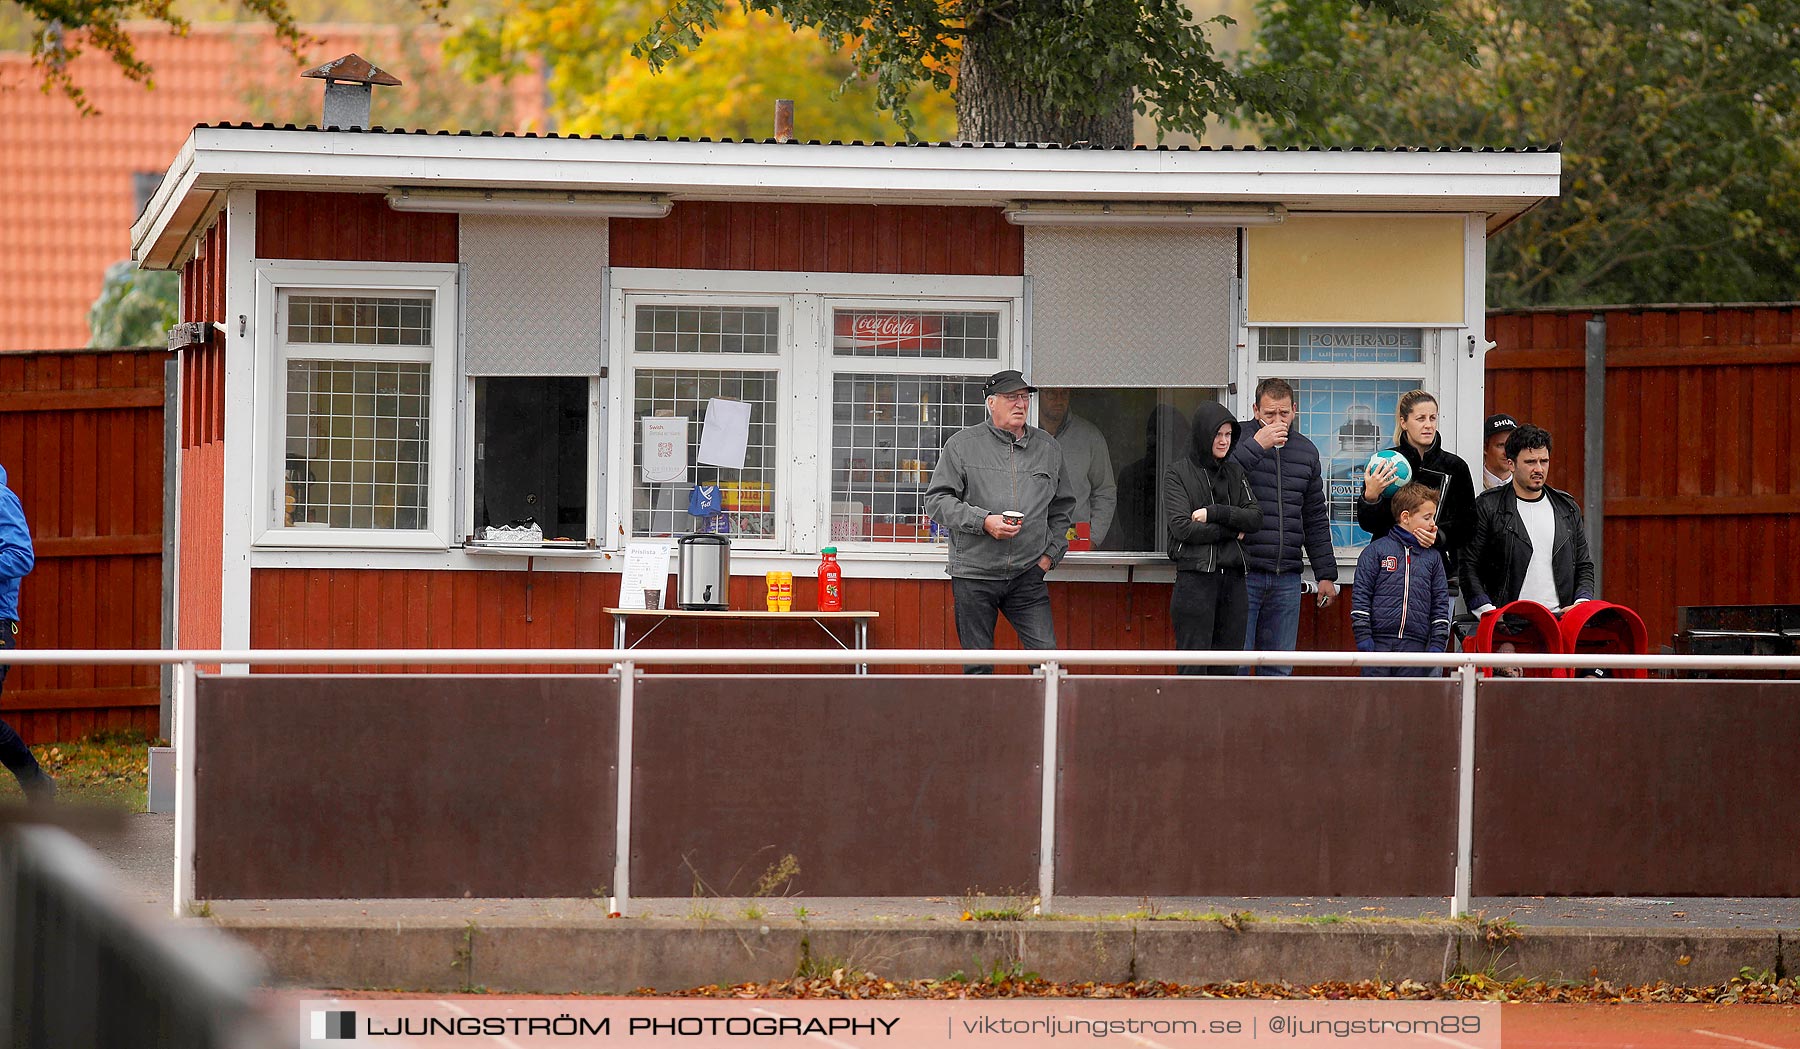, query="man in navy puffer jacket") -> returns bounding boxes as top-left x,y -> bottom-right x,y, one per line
1228,378 -> 1340,675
